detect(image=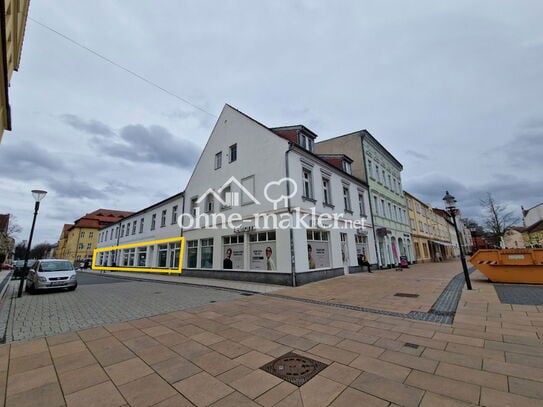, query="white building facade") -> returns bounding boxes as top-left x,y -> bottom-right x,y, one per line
97,193 -> 184,270
96,105 -> 376,285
